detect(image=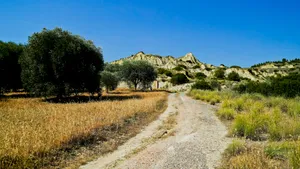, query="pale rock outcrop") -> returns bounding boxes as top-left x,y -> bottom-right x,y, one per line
112,51 -> 207,70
